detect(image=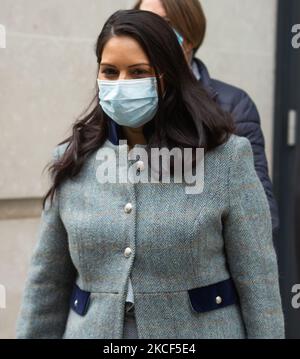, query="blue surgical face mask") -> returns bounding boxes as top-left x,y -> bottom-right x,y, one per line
97,77 -> 159,128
